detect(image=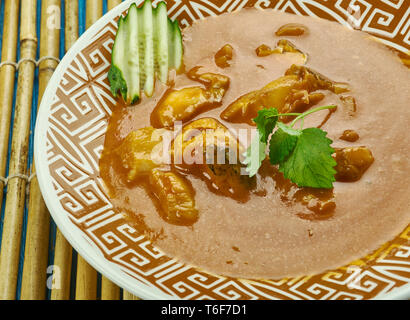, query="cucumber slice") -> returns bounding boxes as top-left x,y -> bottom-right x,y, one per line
137,5 -> 146,90
108,17 -> 127,101
166,19 -> 183,71
167,18 -> 175,69
108,5 -> 140,104
172,20 -> 183,72
153,6 -> 159,79
141,0 -> 155,97
108,1 -> 184,104
155,1 -> 169,83
124,4 -> 140,103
